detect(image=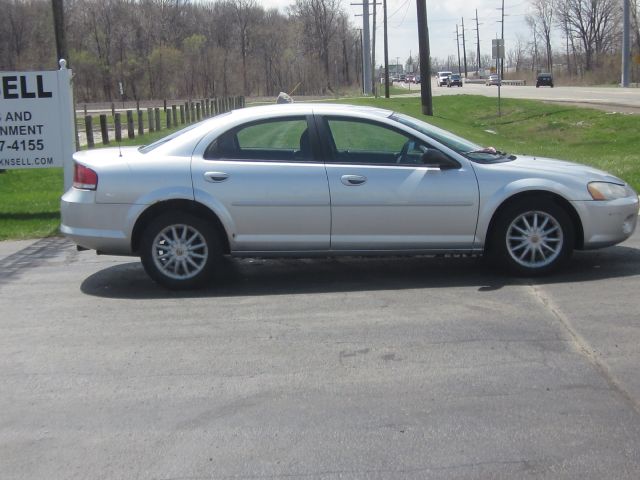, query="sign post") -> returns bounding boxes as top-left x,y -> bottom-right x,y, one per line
0,59 -> 76,190
492,39 -> 504,117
